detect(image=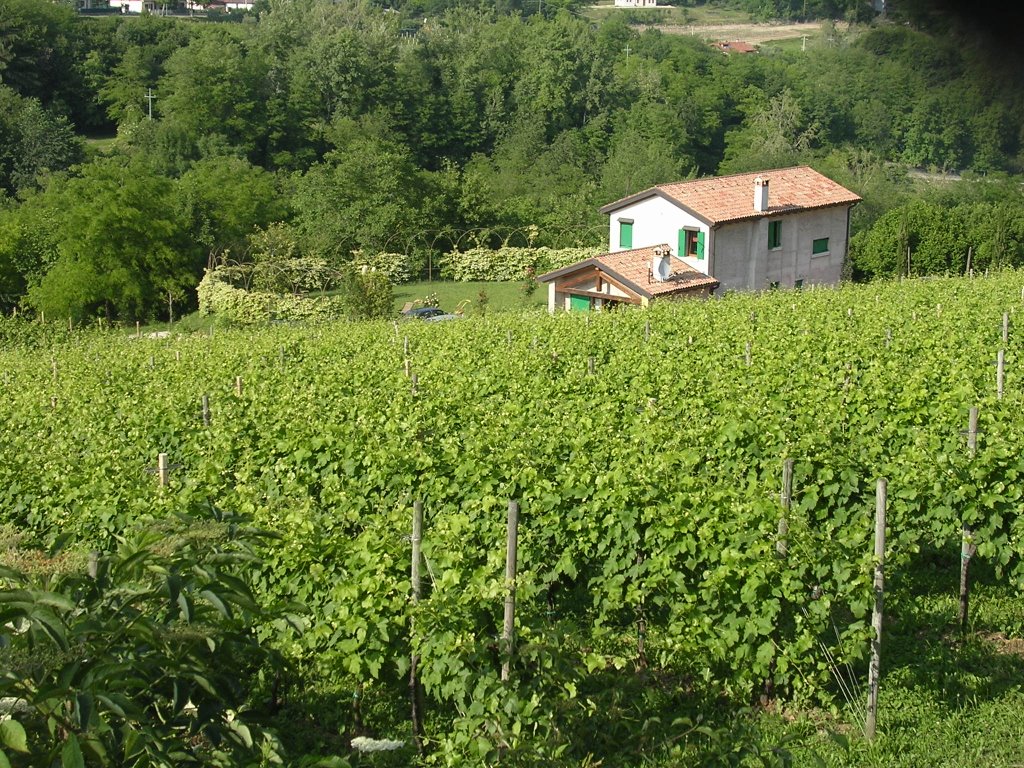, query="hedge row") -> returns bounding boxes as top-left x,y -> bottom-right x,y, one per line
439,246 -> 604,282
